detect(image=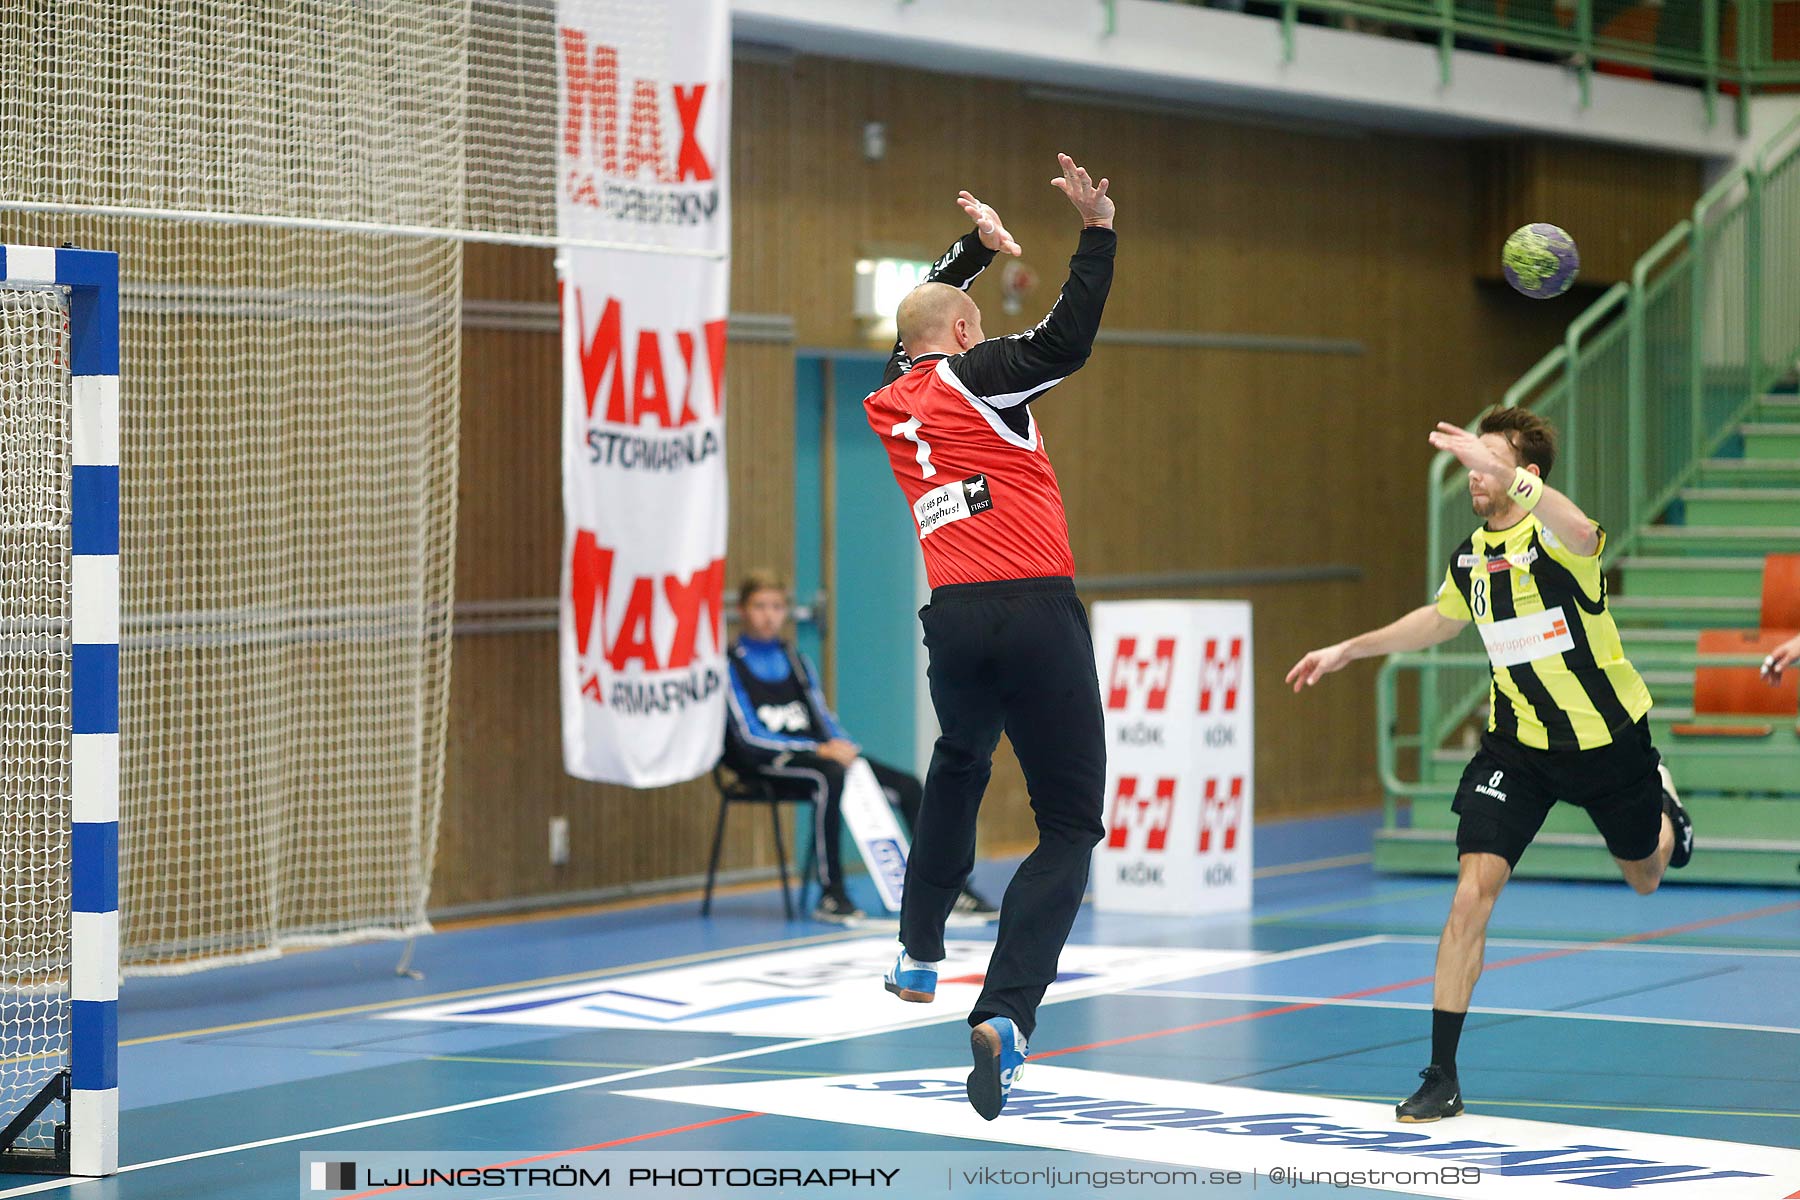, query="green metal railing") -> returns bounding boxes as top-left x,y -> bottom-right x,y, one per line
1401,109 -> 1800,771
1148,0 -> 1800,130
1379,651 -> 1780,817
